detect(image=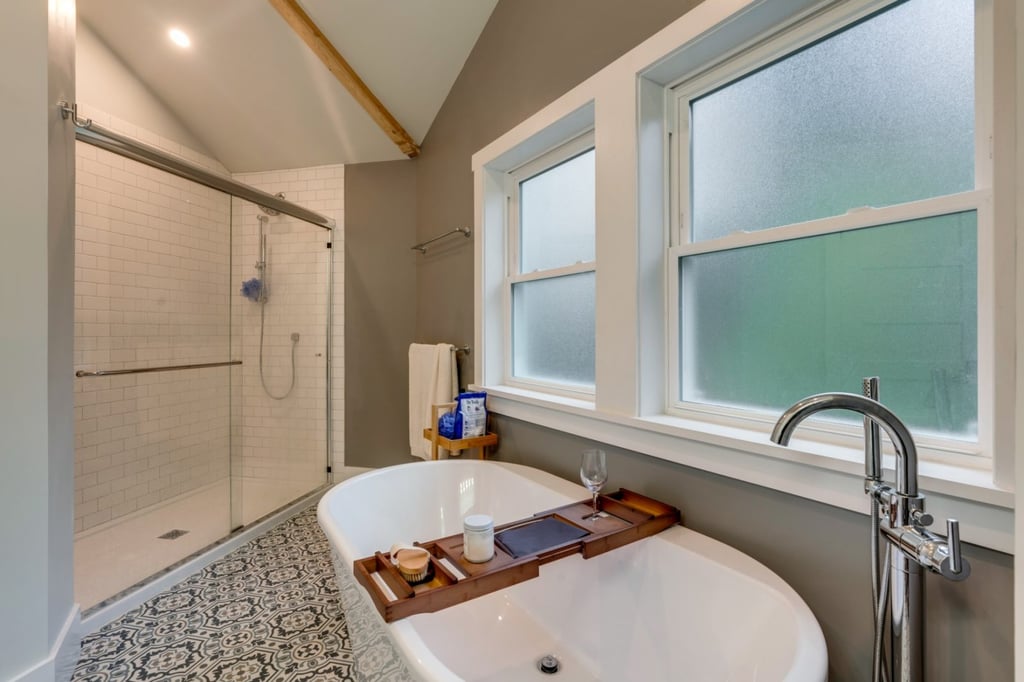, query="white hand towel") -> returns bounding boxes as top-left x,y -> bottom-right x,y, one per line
408,343 -> 458,459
